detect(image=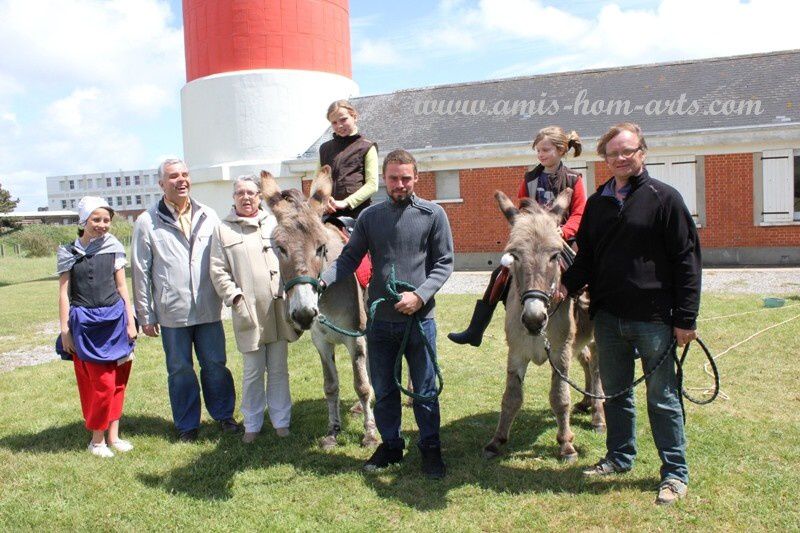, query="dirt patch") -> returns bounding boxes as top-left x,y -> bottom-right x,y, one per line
0,345 -> 59,373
